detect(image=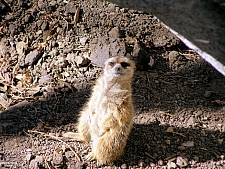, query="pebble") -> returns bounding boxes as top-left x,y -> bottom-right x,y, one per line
195,110 -> 203,118
39,74 -> 52,85
52,151 -> 64,165
181,141 -> 194,147
187,116 -> 195,127
218,138 -> 223,144
178,145 -> 185,150
121,164 -> 127,169
138,161 -> 145,167
65,2 -> 76,14
74,55 -> 89,67
165,139 -> 171,145
204,90 -> 212,97
109,26 -> 121,38
158,159 -> 164,166
24,14 -> 32,23
25,49 -> 41,66
49,49 -> 59,57
35,155 -> 44,164
168,51 -> 179,63
176,156 -> 188,167
65,151 -> 75,158
167,161 -> 177,169
80,37 -> 88,45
